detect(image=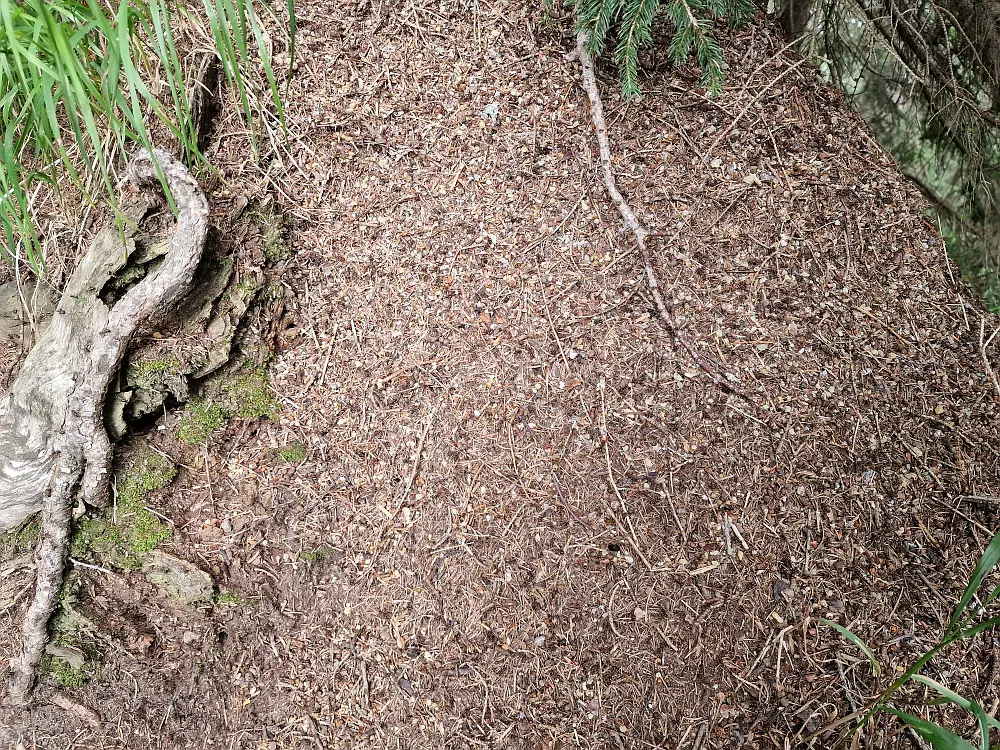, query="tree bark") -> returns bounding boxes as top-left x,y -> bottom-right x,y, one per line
0,150 -> 208,530
776,0 -> 813,38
